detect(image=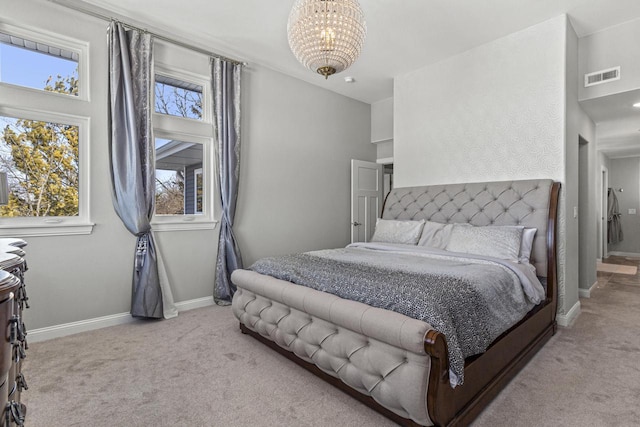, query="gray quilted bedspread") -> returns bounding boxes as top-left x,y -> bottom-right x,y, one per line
249,243 -> 541,387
